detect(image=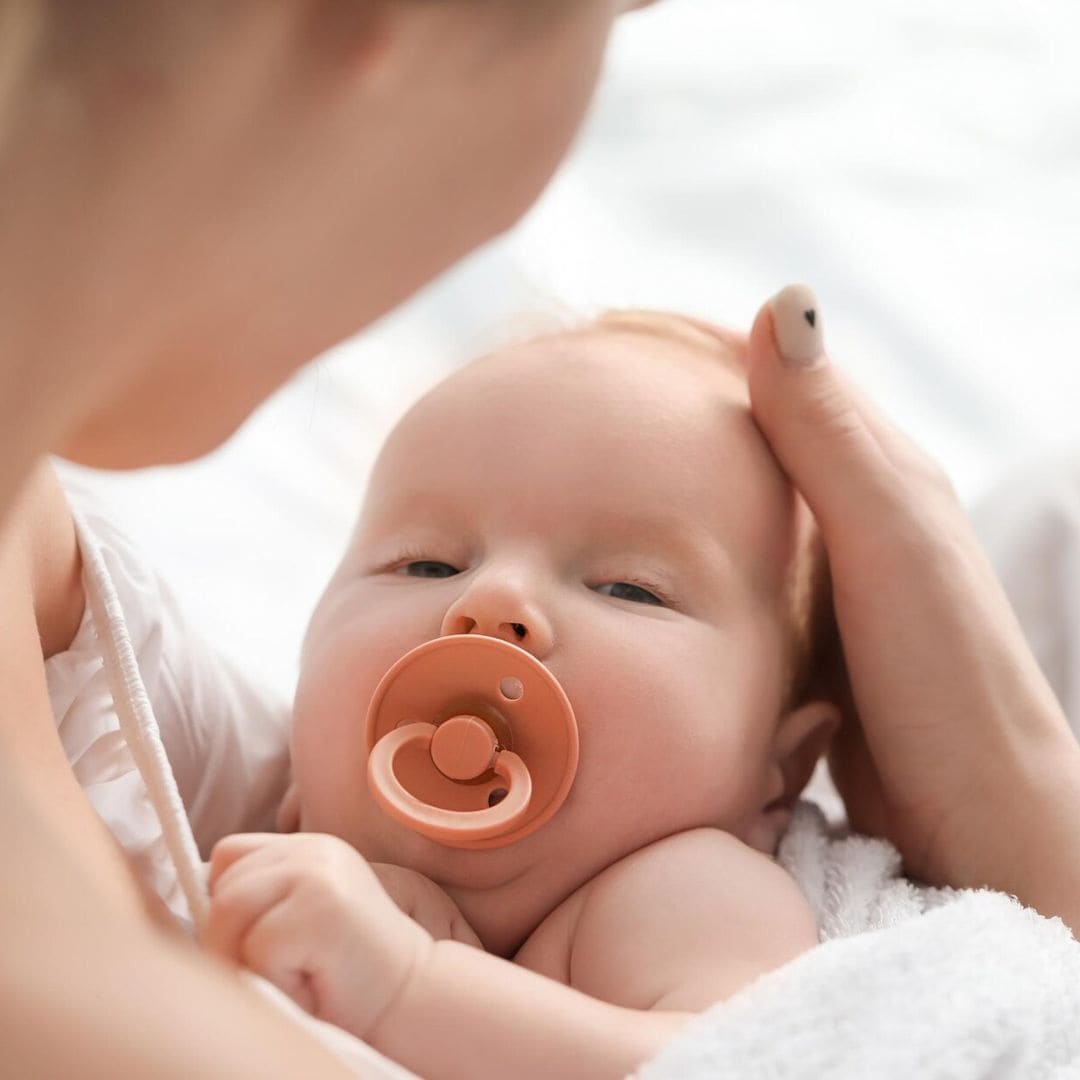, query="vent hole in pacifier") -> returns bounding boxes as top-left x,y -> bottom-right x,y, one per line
499,676 -> 524,701
488,788 -> 509,807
